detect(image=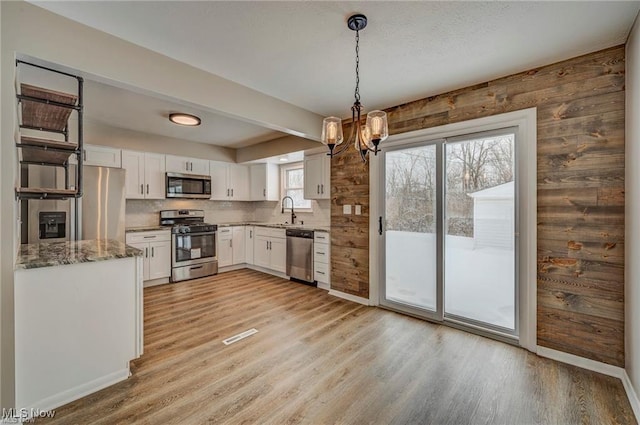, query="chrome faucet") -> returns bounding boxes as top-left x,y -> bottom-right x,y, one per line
281,196 -> 296,225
